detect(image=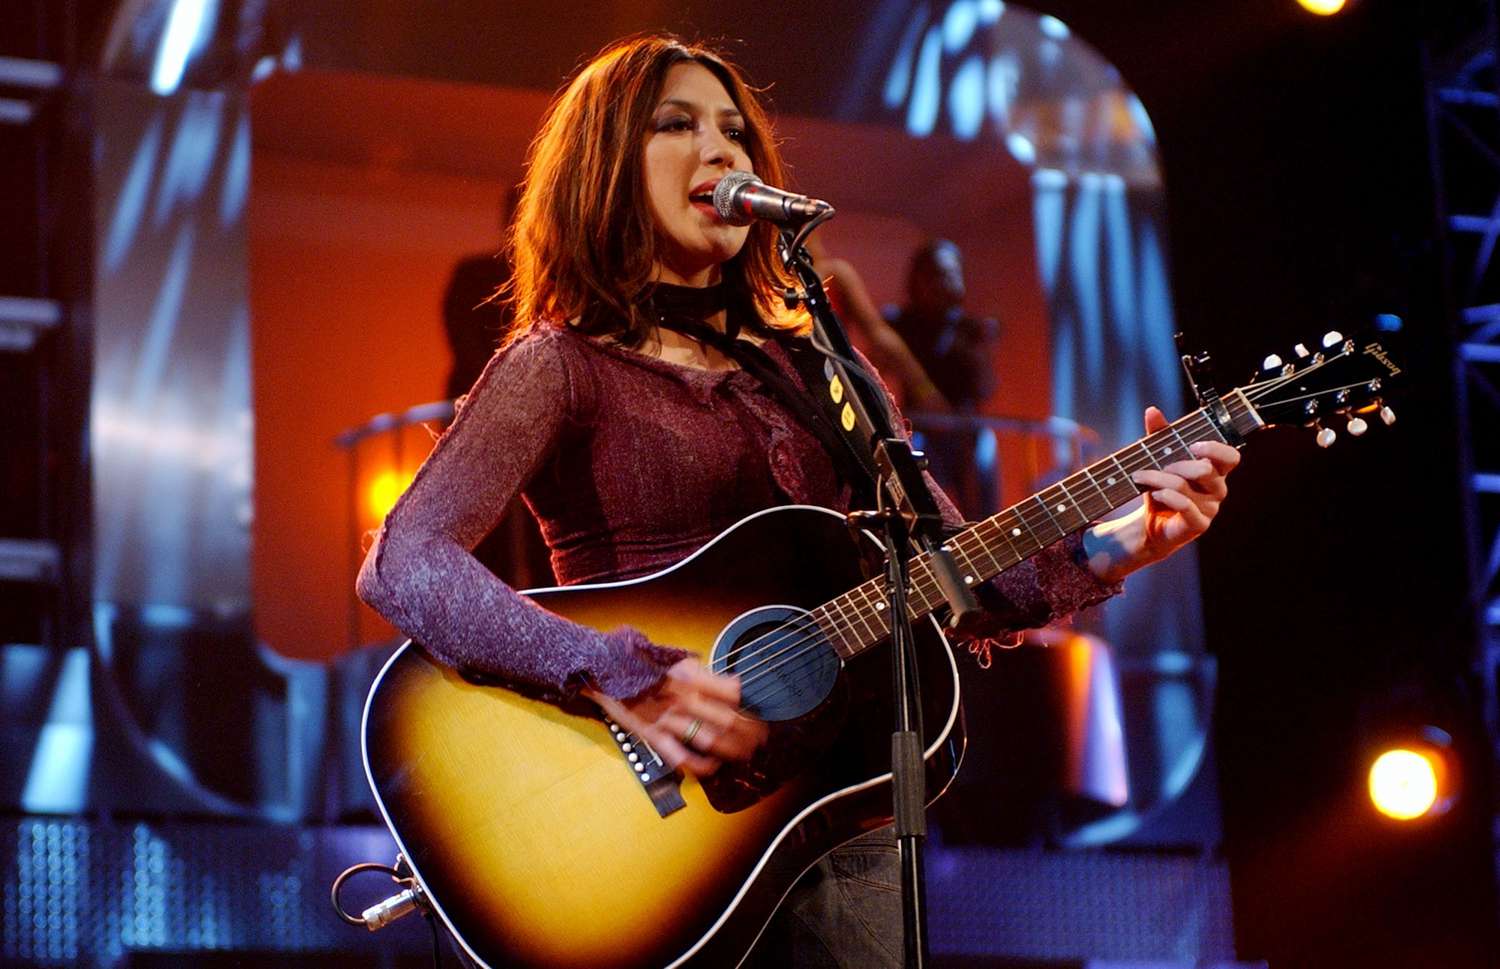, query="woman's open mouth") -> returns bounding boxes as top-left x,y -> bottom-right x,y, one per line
689,181 -> 721,218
